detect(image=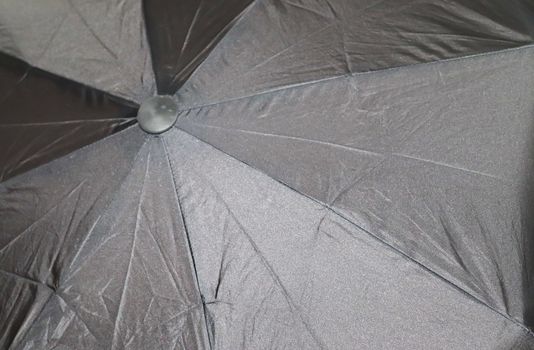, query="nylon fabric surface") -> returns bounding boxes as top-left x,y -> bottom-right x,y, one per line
0,128 -> 209,349
143,0 -> 254,94
0,52 -> 138,182
176,44 -> 534,329
0,0 -> 155,102
2,122 -> 533,349
177,0 -> 534,108
1,0 -> 534,348
162,128 -> 534,349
